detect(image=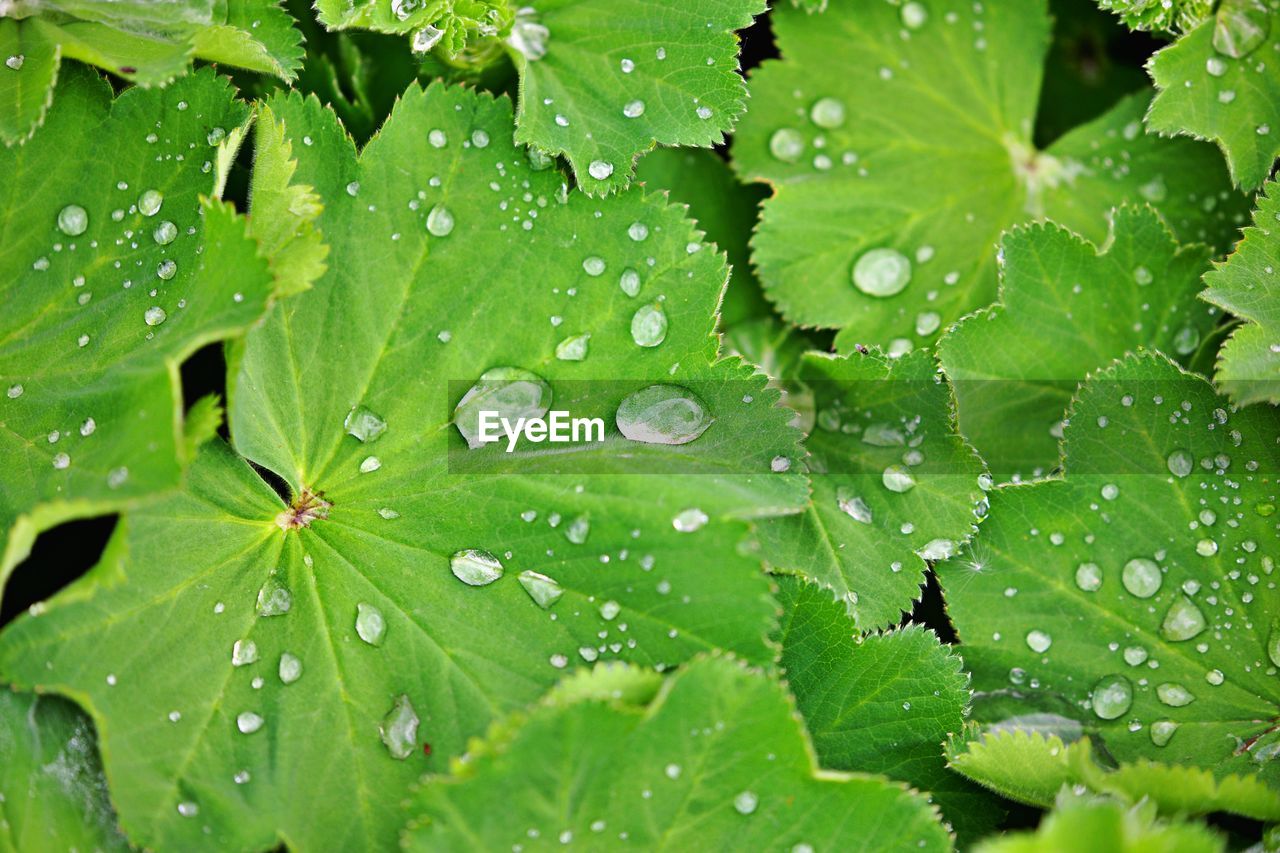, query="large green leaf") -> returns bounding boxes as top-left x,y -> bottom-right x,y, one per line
0,0 -> 302,144
755,349 -> 986,628
732,0 -> 1245,352
774,577 -> 1002,843
939,352 -> 1280,801
404,655 -> 953,851
0,67 -> 282,589
0,82 -> 807,850
1200,180 -> 1280,405
0,689 -> 129,851
939,205 -> 1217,481
946,729 -> 1280,820
1147,1 -> 1280,191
